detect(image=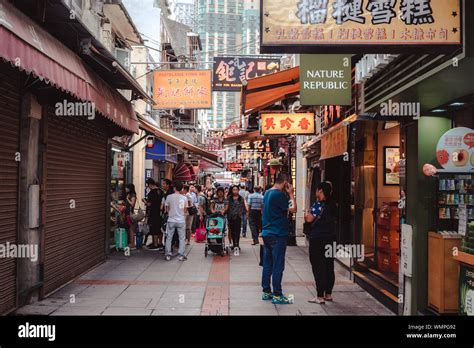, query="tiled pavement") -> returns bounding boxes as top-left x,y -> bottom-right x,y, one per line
15,237 -> 394,316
